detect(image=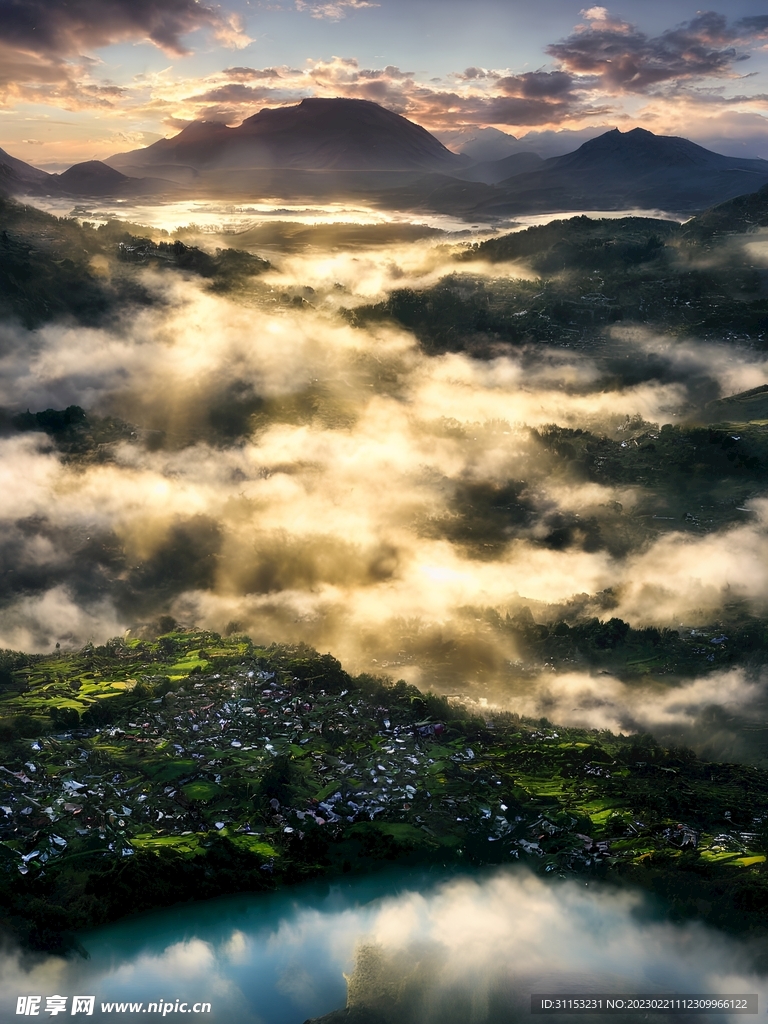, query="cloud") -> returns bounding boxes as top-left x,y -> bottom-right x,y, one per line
222,67 -> 285,81
456,68 -> 500,82
581,7 -> 609,22
3,219 -> 768,763
155,58 -> 595,130
3,7 -> 768,135
499,71 -> 575,99
736,16 -> 768,34
103,13 -> 766,143
547,10 -> 768,95
185,83 -> 275,108
302,60 -> 596,126
491,666 -> 768,759
0,0 -> 251,111
295,0 -> 379,21
0,0 -> 251,58
0,44 -> 128,111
